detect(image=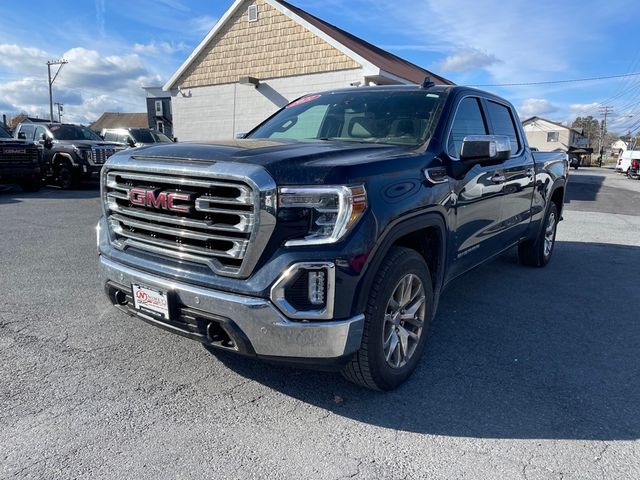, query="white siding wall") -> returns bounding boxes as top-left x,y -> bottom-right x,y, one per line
523,121 -> 570,152
172,68 -> 365,142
